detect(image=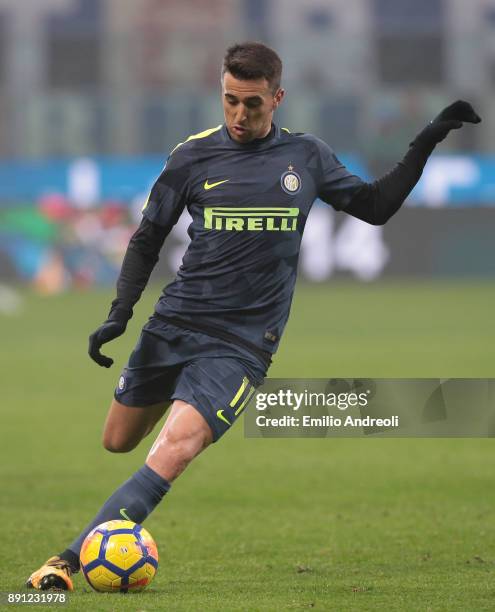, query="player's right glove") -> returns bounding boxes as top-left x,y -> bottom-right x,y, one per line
88,304 -> 132,368
413,100 -> 481,150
